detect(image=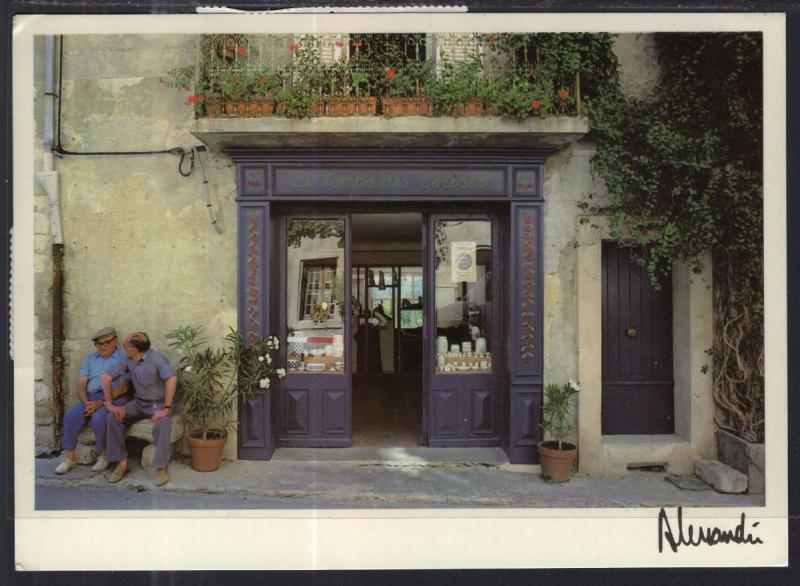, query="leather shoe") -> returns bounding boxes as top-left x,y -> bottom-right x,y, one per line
107,463 -> 128,483
154,468 -> 169,487
54,459 -> 75,475
91,454 -> 109,472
